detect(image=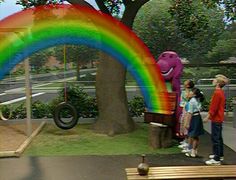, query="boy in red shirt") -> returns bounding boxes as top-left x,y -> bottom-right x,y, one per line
204,74 -> 229,165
